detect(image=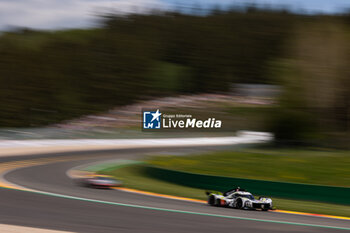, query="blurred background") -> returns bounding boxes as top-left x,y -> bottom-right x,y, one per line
1,0 -> 350,147
0,0 -> 349,148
